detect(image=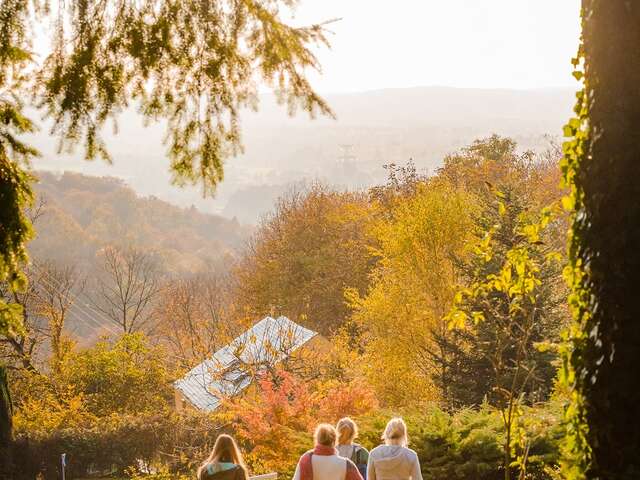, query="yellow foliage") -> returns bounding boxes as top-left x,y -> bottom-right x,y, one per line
349,181 -> 477,407
13,371 -> 96,436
